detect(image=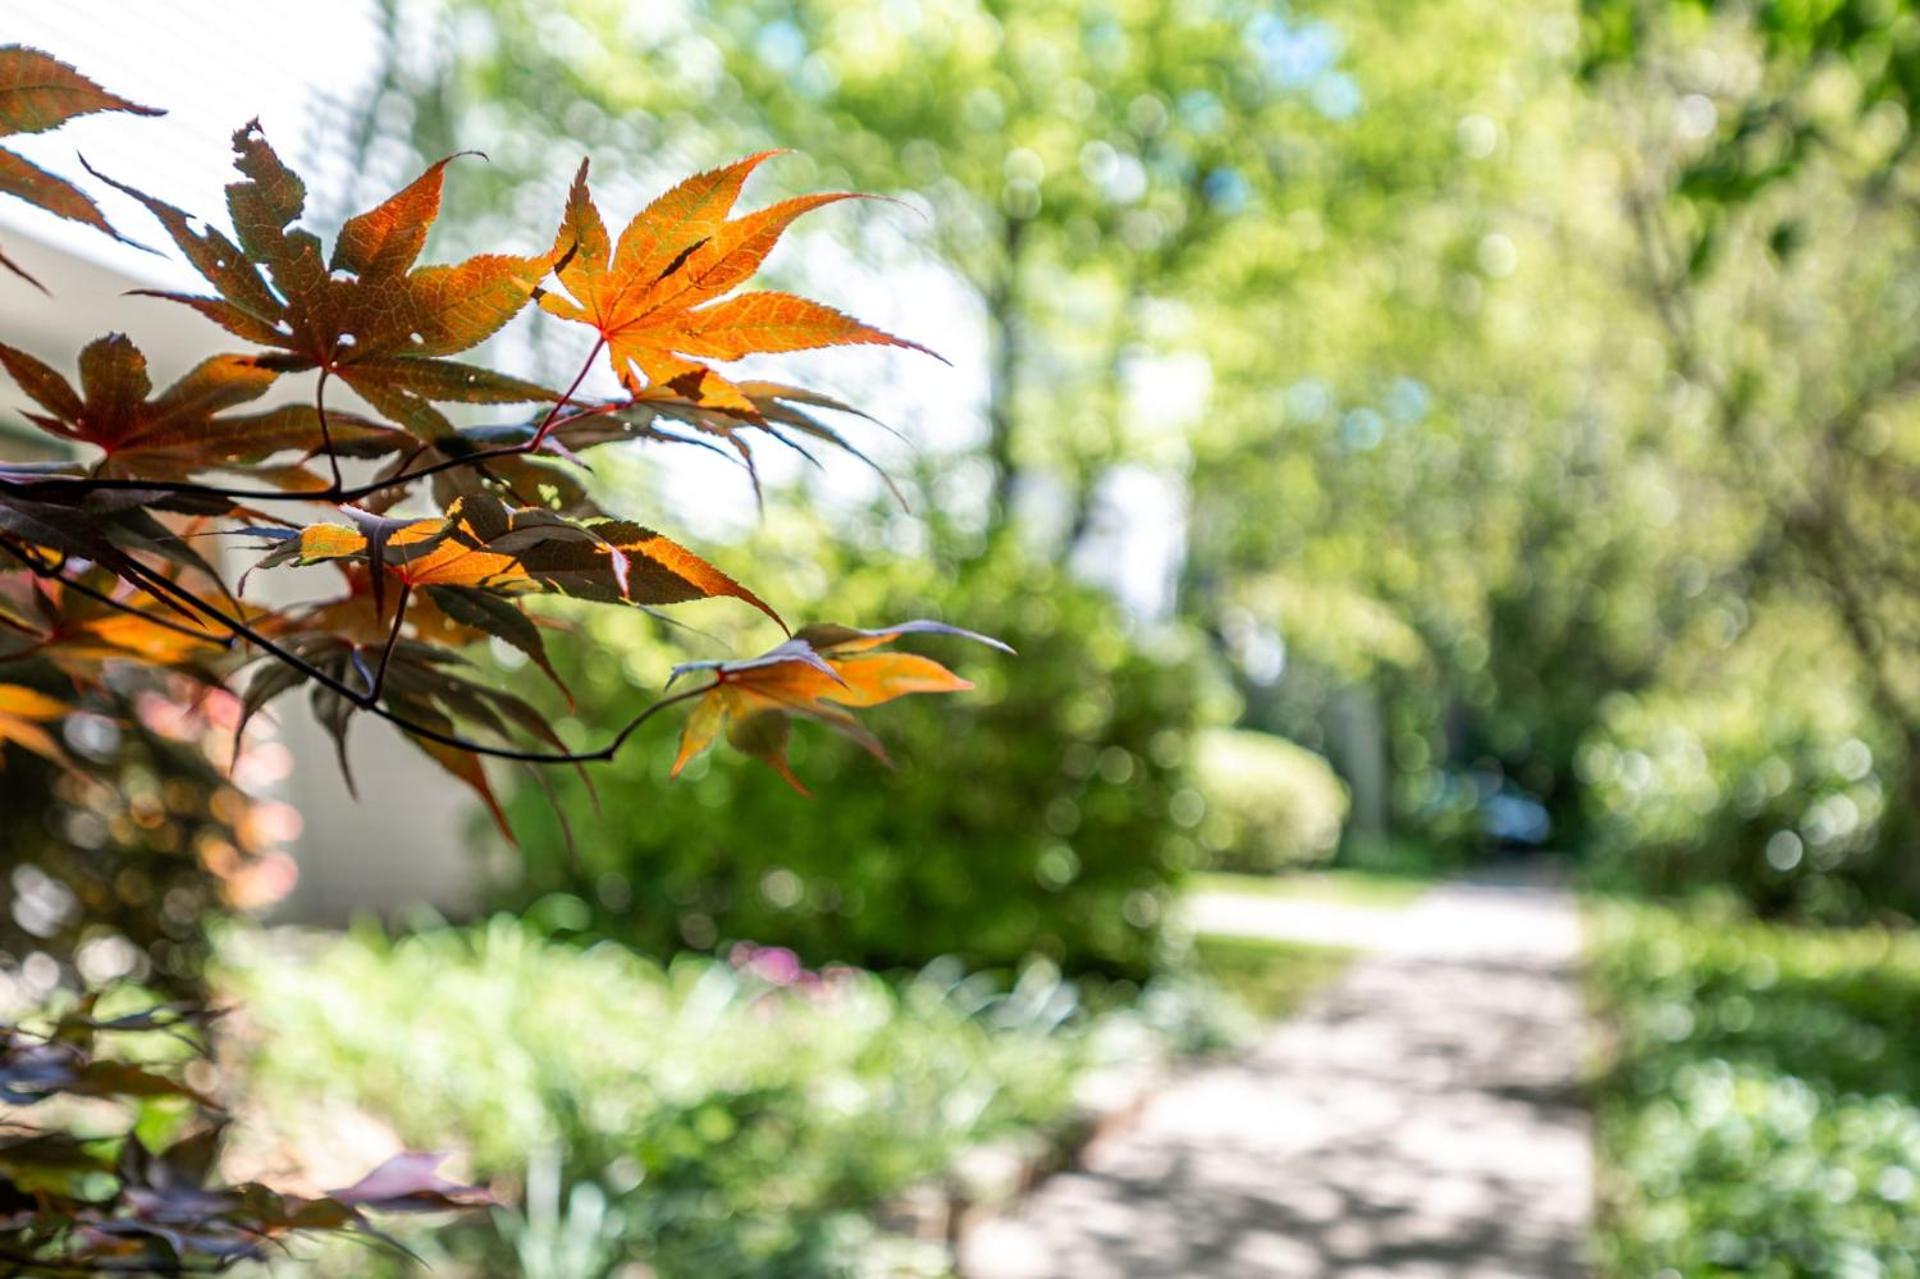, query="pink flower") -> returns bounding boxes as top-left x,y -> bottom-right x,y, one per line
751,946 -> 804,986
